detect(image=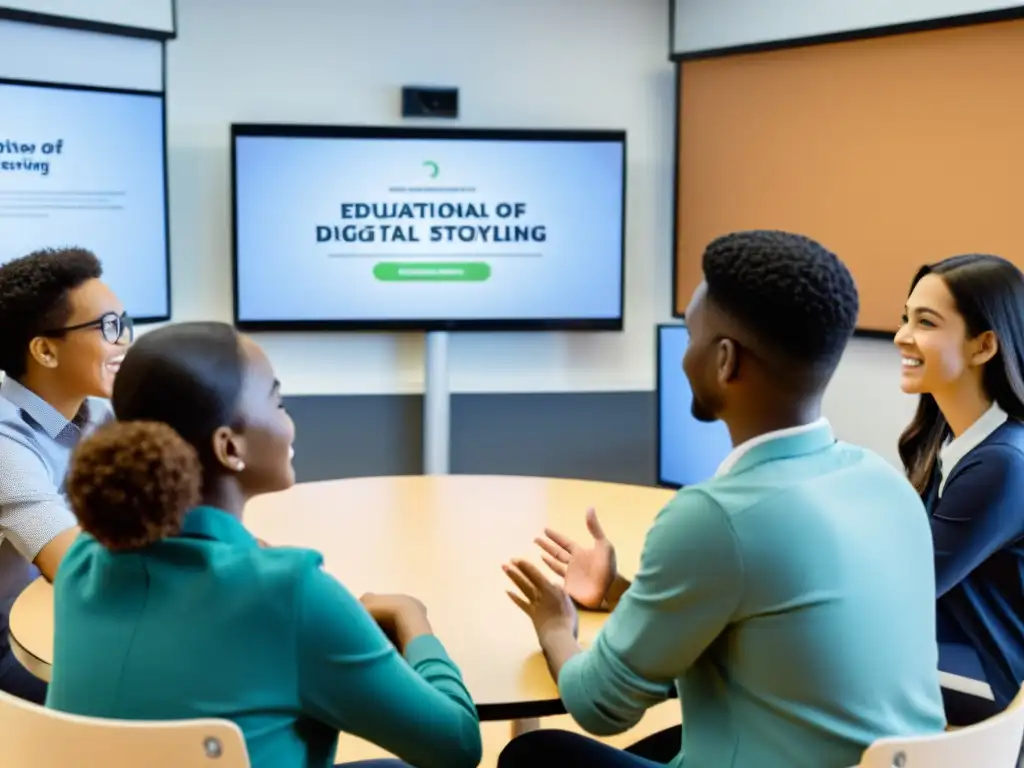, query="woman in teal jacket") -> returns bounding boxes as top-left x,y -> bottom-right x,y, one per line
46,321 -> 482,768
